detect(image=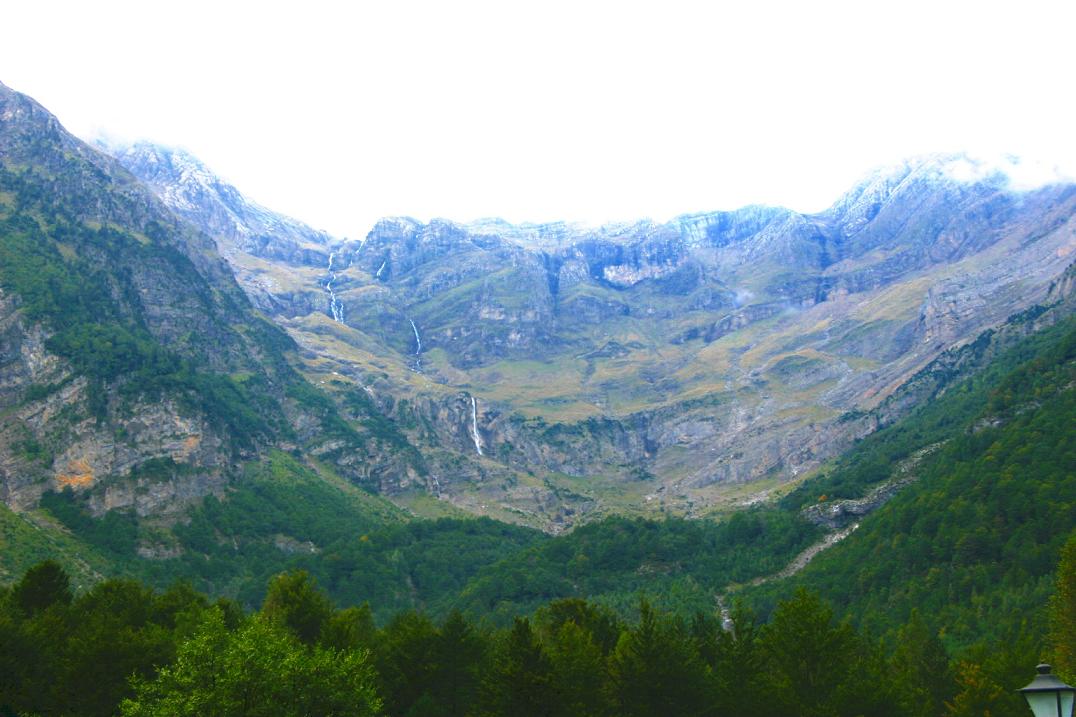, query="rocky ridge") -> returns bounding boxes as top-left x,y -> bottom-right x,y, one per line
0,81 -> 419,525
